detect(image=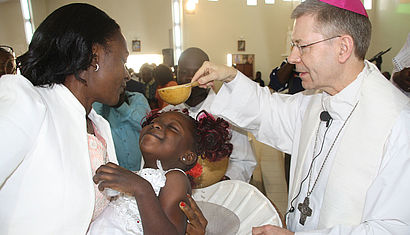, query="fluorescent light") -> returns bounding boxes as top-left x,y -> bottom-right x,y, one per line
173,1 -> 180,24
20,0 -> 30,20
185,0 -> 196,12
265,0 -> 275,4
364,0 -> 372,10
24,21 -> 33,43
247,0 -> 257,5
226,54 -> 232,66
